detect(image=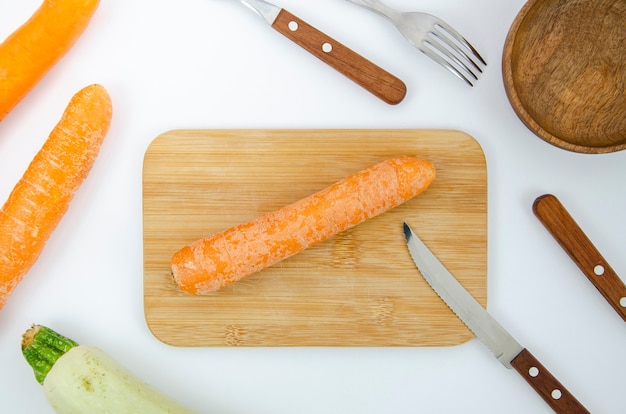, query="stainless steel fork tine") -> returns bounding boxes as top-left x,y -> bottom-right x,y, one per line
419,44 -> 474,86
431,29 -> 483,75
433,19 -> 487,66
424,36 -> 479,83
425,31 -> 482,80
